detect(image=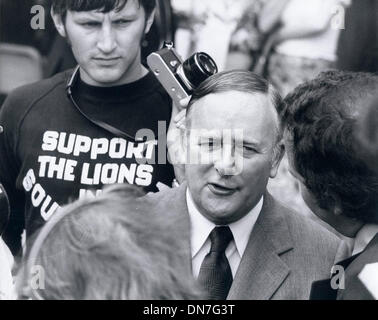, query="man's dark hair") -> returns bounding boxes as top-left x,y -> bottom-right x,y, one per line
187,70 -> 283,140
51,0 -> 156,20
280,70 -> 378,223
356,96 -> 378,173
